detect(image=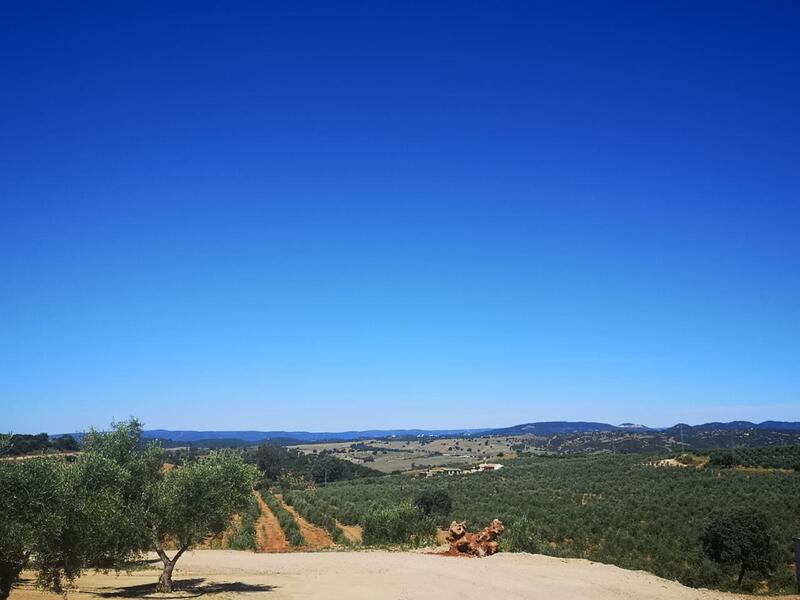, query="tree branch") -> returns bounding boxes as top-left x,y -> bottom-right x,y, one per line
154,543 -> 170,567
